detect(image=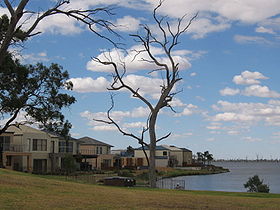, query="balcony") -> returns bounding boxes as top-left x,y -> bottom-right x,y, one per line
1,144 -> 29,152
